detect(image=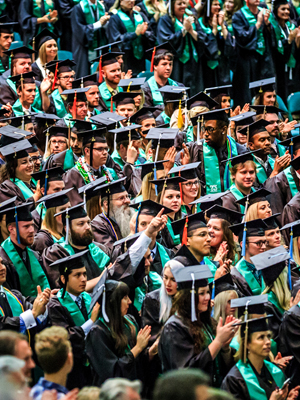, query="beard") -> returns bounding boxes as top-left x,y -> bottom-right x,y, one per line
110,204 -> 135,238
71,228 -> 94,247
20,234 -> 34,247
